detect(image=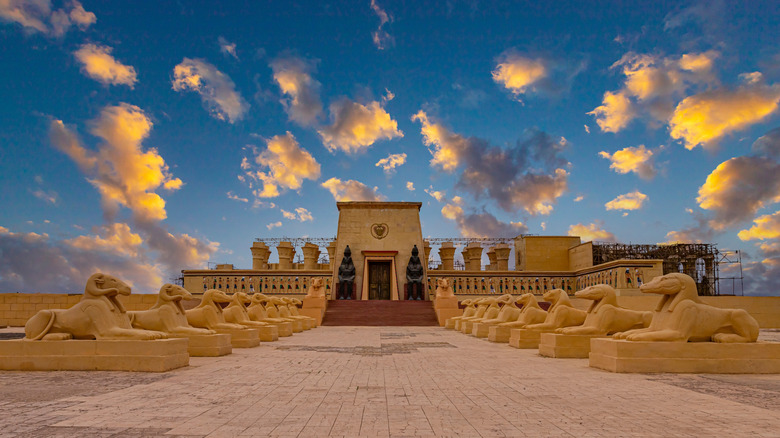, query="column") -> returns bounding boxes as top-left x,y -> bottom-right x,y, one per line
326,241 -> 337,268
439,242 -> 456,270
276,241 -> 295,270
486,247 -> 496,271
423,240 -> 431,267
494,244 -> 511,271
251,241 -> 269,270
465,242 -> 483,271
302,242 -> 320,270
